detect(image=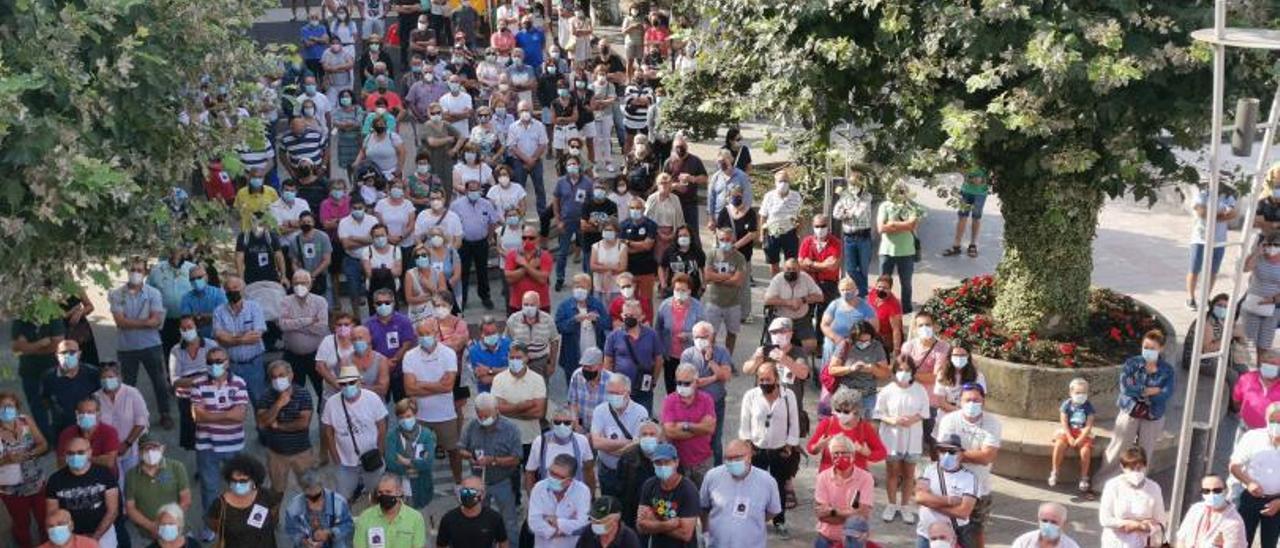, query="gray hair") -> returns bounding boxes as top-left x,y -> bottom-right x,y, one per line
606,374 -> 631,392
156,503 -> 185,529
1038,502 -> 1067,523
692,321 -> 714,336
299,469 -> 324,491
474,392 -> 498,411
828,433 -> 855,453
551,453 -> 579,477
831,386 -> 863,413
637,419 -> 661,436
550,404 -> 573,420
1068,377 -> 1089,392
267,360 -> 292,377
675,362 -> 698,379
